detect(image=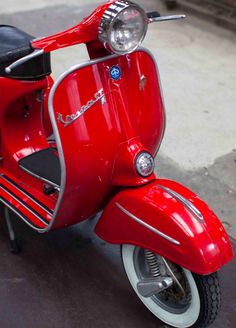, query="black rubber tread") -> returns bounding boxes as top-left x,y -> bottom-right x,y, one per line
191,272 -> 221,328
160,271 -> 221,328
121,245 -> 221,328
